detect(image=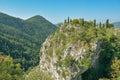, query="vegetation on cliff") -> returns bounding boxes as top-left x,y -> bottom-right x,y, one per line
28,18 -> 120,80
